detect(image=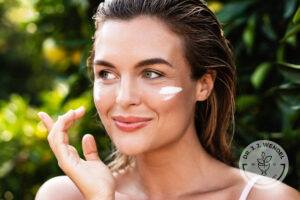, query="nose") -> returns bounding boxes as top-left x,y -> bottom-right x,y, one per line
115,77 -> 141,108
